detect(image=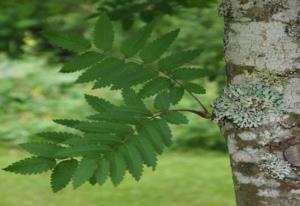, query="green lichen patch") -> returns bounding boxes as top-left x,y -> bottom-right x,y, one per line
259,153 -> 292,180
213,83 -> 286,128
